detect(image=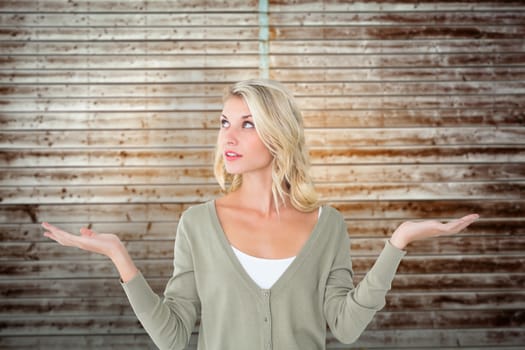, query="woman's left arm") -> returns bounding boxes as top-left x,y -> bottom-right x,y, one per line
389,213 -> 479,250
324,212 -> 479,344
